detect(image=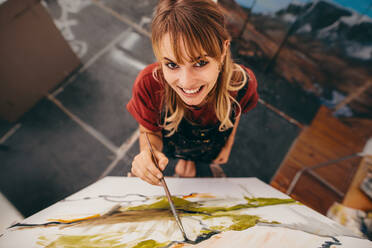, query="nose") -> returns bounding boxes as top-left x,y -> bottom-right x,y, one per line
178,67 -> 196,89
